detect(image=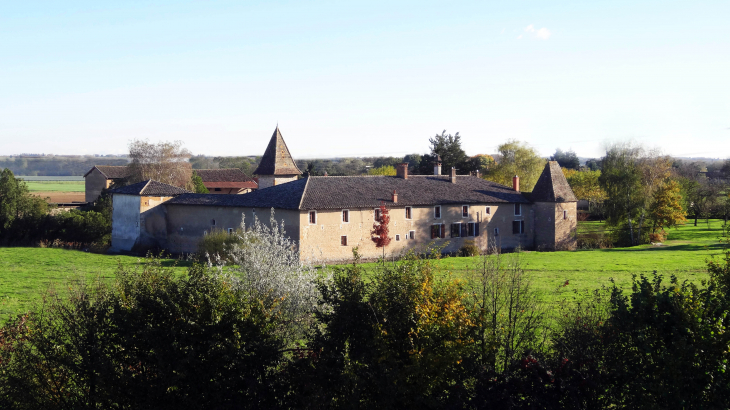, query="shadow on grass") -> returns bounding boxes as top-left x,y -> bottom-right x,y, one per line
588,243 -> 726,253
